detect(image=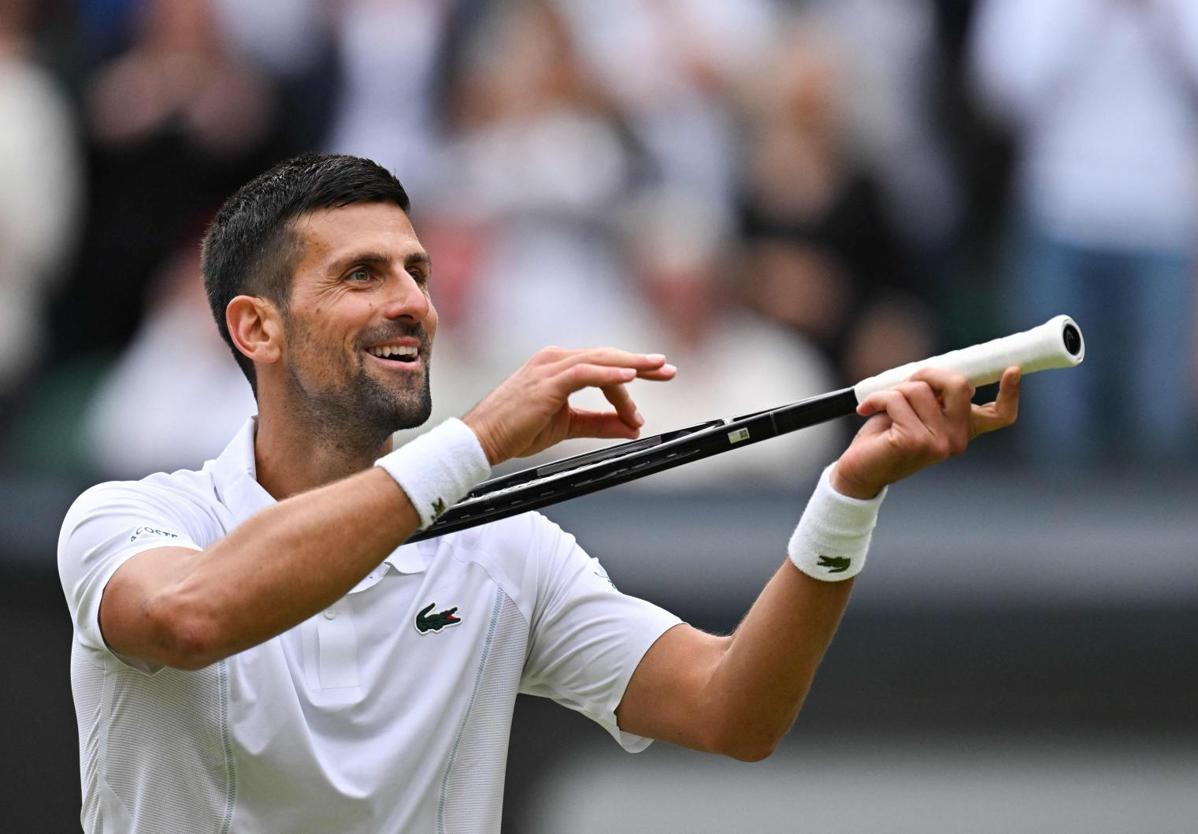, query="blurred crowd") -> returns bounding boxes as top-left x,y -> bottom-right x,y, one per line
2,0 -> 1197,483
